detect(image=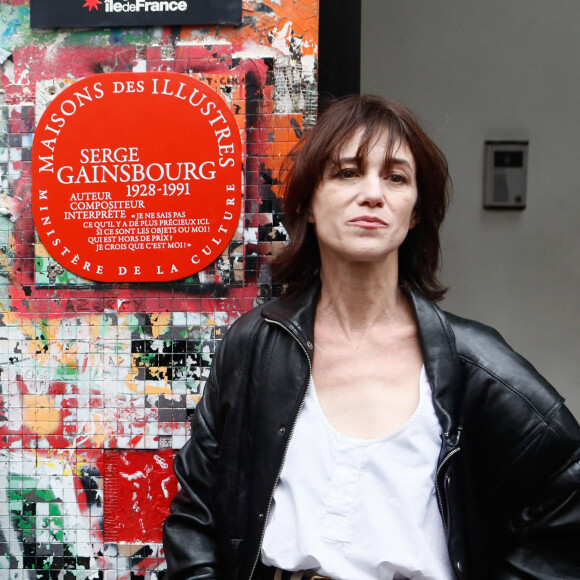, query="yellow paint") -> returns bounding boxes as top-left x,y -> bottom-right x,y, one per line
21,395 -> 61,435
80,412 -> 108,448
150,312 -> 172,338
58,343 -> 78,368
124,379 -> 172,396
